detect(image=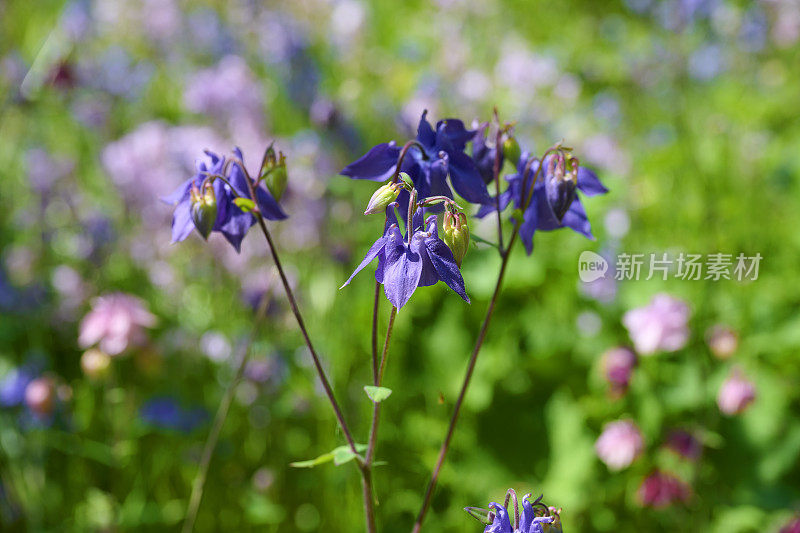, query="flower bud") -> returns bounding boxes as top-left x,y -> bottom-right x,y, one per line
706,324 -> 738,360
364,182 -> 402,215
81,348 -> 112,380
264,151 -> 288,201
544,153 -> 577,222
190,182 -> 217,240
443,211 -> 469,267
502,134 -> 521,167
25,377 -> 55,416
